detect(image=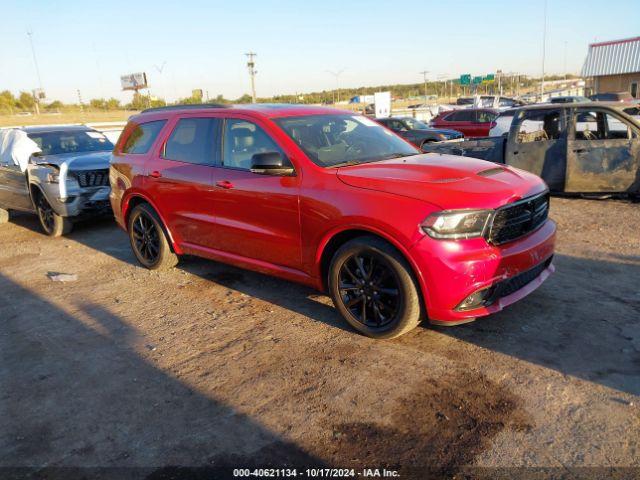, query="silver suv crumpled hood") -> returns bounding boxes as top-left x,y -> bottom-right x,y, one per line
32,151 -> 112,171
